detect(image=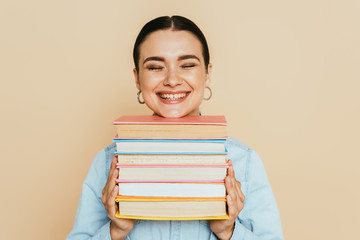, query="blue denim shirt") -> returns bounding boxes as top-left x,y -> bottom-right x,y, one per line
67,137 -> 284,239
